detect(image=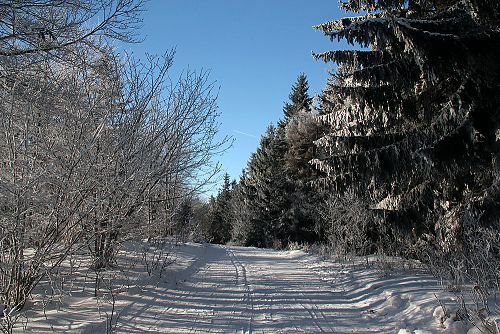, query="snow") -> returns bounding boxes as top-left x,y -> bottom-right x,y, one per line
13,241 -> 499,333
